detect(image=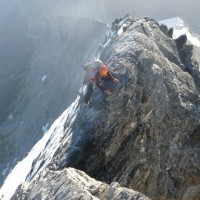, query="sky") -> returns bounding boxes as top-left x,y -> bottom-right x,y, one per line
54,0 -> 200,23
49,0 -> 200,33
0,0 -> 199,26
98,0 -> 200,24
